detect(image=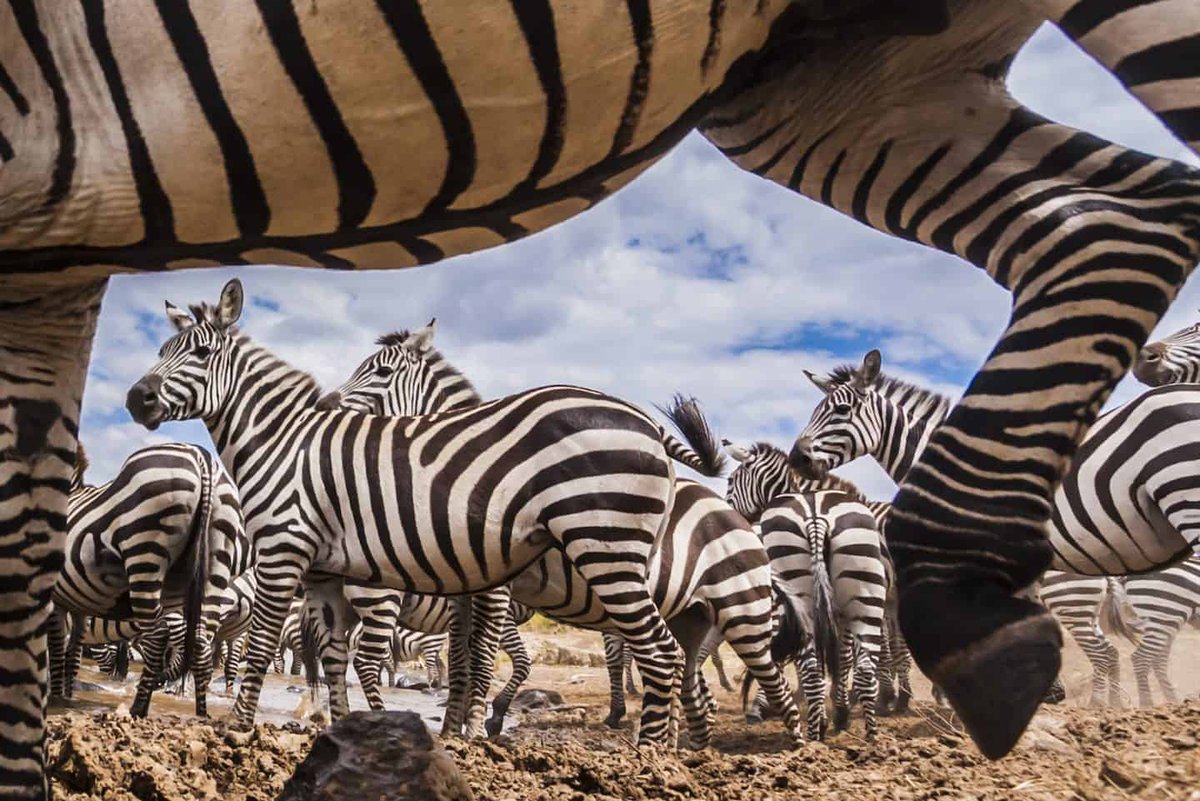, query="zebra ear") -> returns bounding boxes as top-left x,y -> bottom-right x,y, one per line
804,370 -> 833,395
215,279 -> 244,329
407,318 -> 436,352
165,301 -> 194,332
723,440 -> 751,463
855,349 -> 882,389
